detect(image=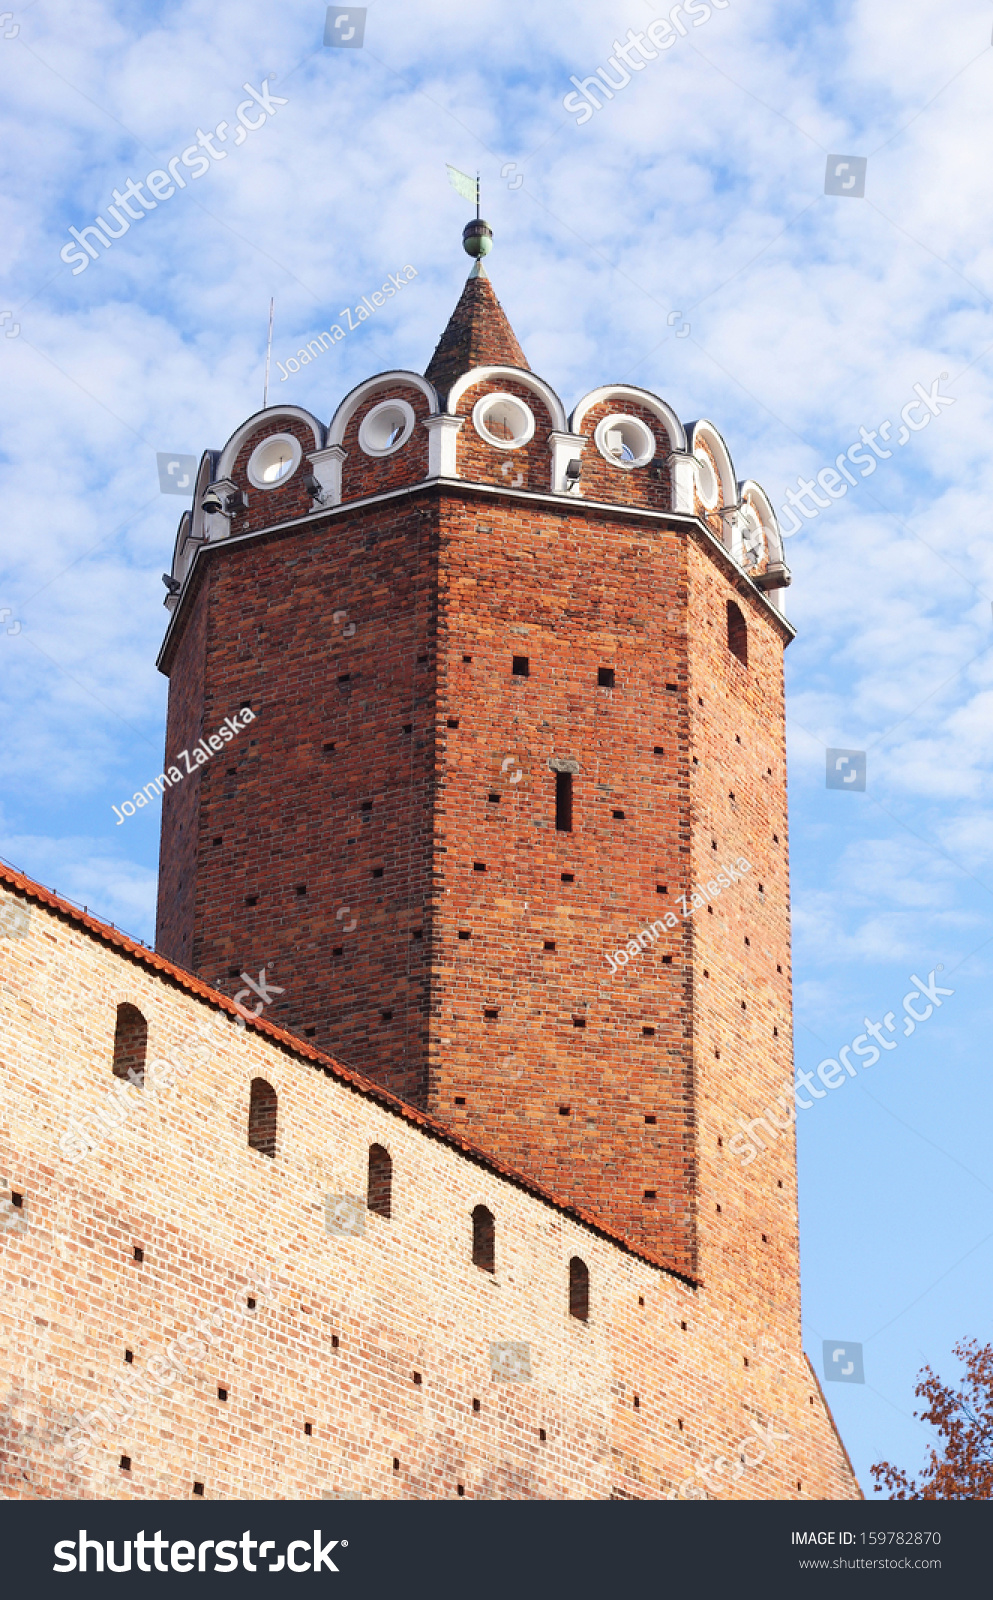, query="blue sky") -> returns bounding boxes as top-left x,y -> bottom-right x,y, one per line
3,0 -> 993,1496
